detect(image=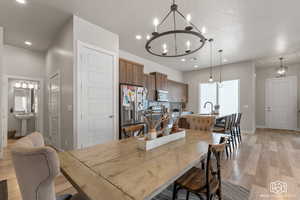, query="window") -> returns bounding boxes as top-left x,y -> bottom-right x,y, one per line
199,80 -> 239,116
